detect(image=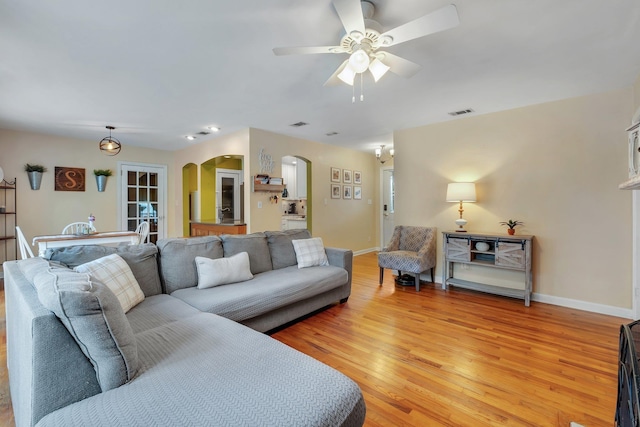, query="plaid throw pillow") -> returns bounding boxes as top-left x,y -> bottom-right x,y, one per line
291,237 -> 329,269
75,254 -> 145,313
